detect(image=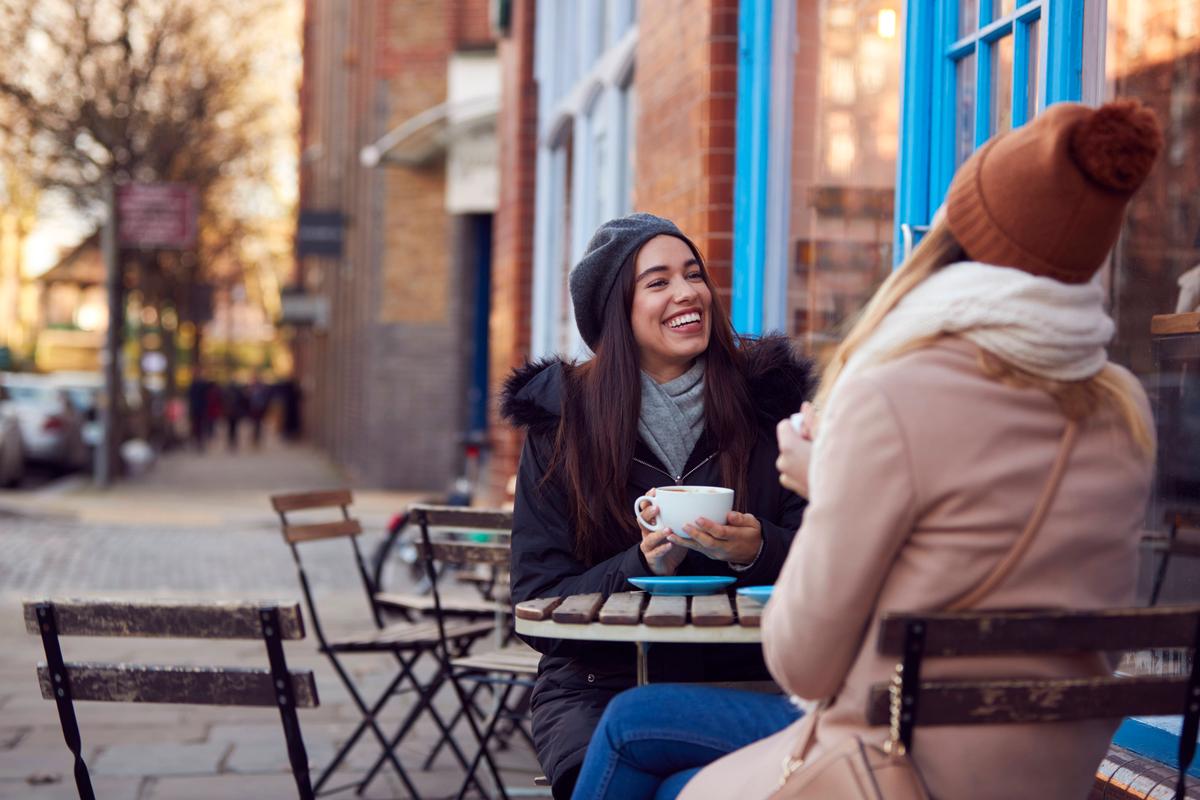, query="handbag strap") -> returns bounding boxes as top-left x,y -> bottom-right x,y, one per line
781,420 -> 1081,772
946,420 -> 1079,611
